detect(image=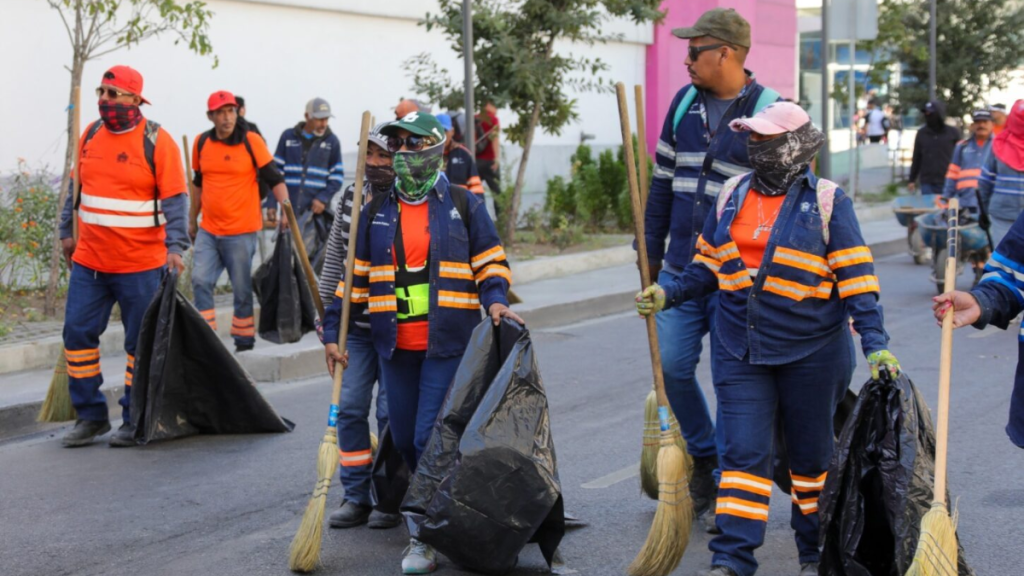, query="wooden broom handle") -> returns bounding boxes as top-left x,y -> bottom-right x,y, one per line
934,197 -> 959,502
183,134 -> 199,234
282,202 -> 326,318
329,111 -> 373,408
634,85 -> 650,207
71,86 -> 81,243
617,83 -> 670,409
